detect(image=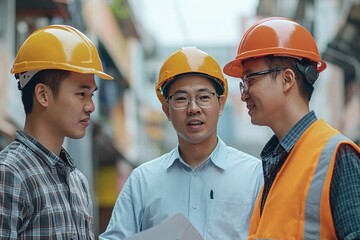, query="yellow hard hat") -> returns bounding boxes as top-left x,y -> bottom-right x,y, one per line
155,47 -> 228,103
11,24 -> 113,87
